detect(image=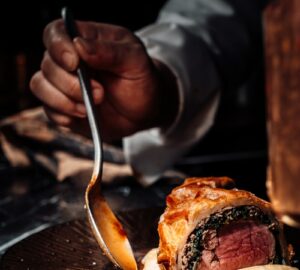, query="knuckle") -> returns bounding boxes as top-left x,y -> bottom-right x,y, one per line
56,98 -> 74,114
43,20 -> 62,45
30,72 -> 42,93
68,78 -> 80,98
40,53 -> 50,74
43,24 -> 51,44
49,35 -> 64,54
